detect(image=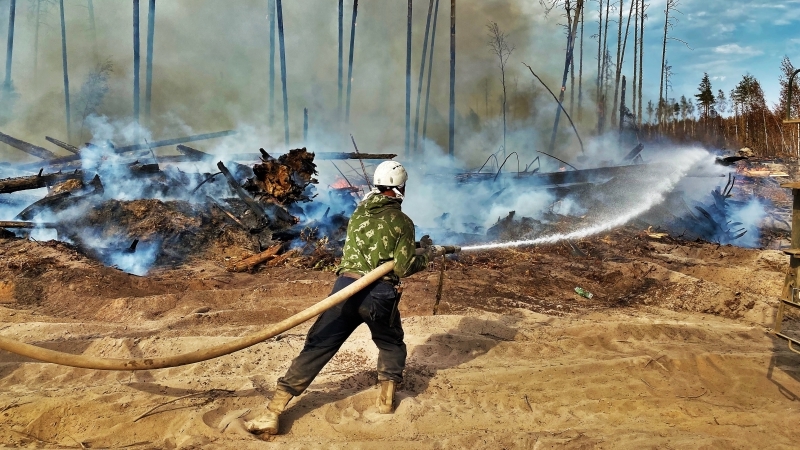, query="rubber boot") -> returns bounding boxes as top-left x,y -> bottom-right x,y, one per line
376,380 -> 396,414
245,389 -> 293,435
